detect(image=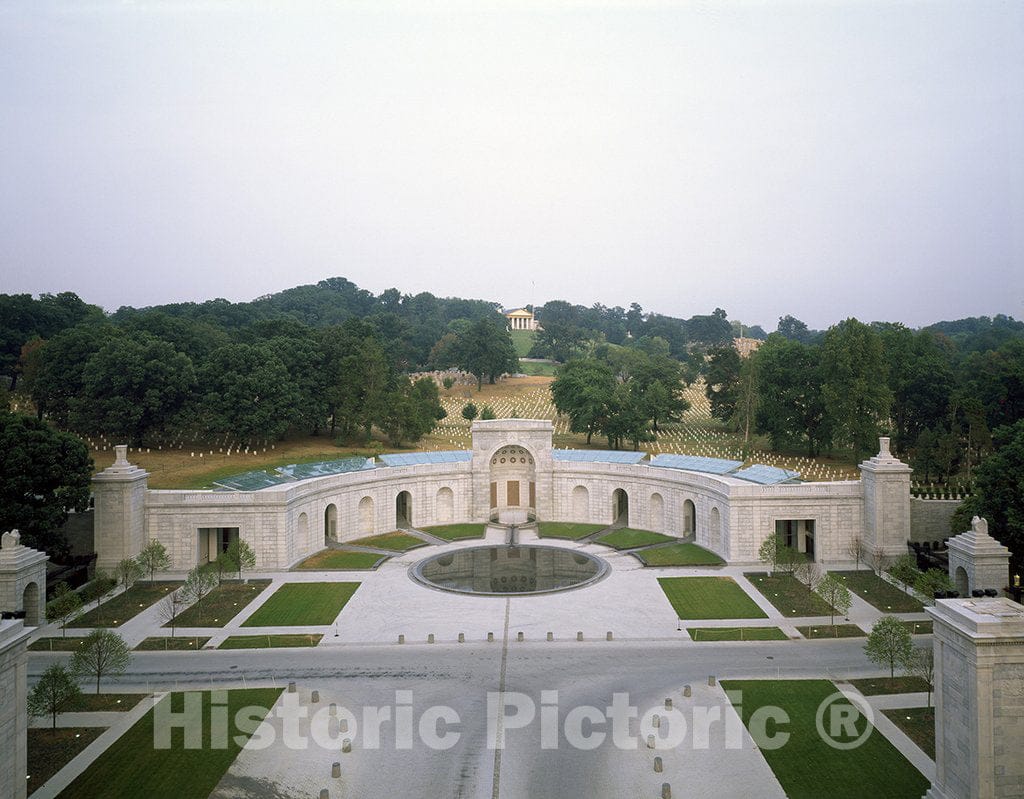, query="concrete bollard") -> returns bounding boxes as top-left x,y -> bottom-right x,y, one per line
646,734 -> 656,749
488,632 -> 494,642
664,698 -> 673,710
708,675 -> 716,687
662,783 -> 671,799
458,633 -> 465,643
653,715 -> 661,728
606,631 -> 613,641
517,632 -> 524,642
288,681 -> 296,693
329,703 -> 337,716
683,685 -> 691,698
654,756 -> 663,773
320,790 -> 329,799
311,690 -> 320,703
547,632 -> 553,641
428,634 -> 435,644
398,634 -> 405,644
342,739 -> 352,753
331,762 -> 341,778
577,631 -> 584,641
